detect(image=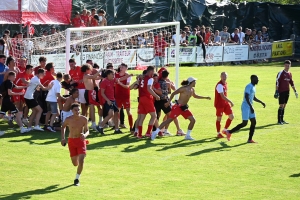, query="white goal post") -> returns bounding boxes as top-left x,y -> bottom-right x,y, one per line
65,22 -> 181,89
